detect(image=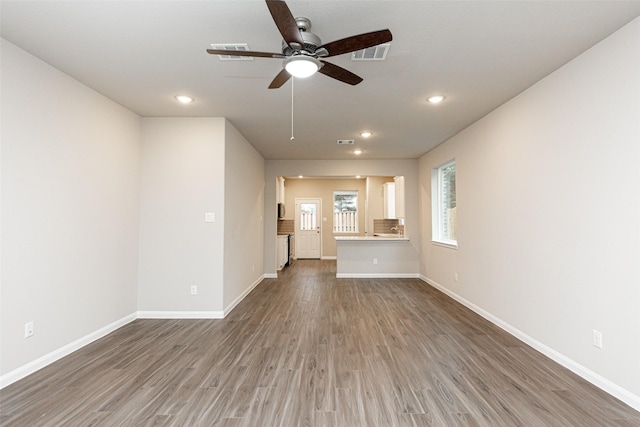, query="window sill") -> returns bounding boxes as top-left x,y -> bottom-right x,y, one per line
431,240 -> 458,250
